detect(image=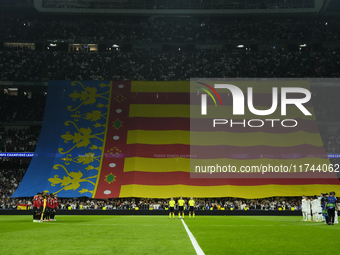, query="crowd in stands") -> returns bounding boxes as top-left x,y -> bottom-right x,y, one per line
0,162 -> 27,209
83,18 -> 338,44
319,126 -> 340,154
41,0 -> 314,10
1,50 -> 340,82
312,87 -> 340,122
47,52 -> 111,80
323,135 -> 340,154
0,126 -> 40,152
1,194 -> 306,211
1,13 -> 340,43
112,50 -> 340,80
0,51 -> 46,81
57,197 -> 304,211
0,92 -> 46,122
1,12 -> 340,82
